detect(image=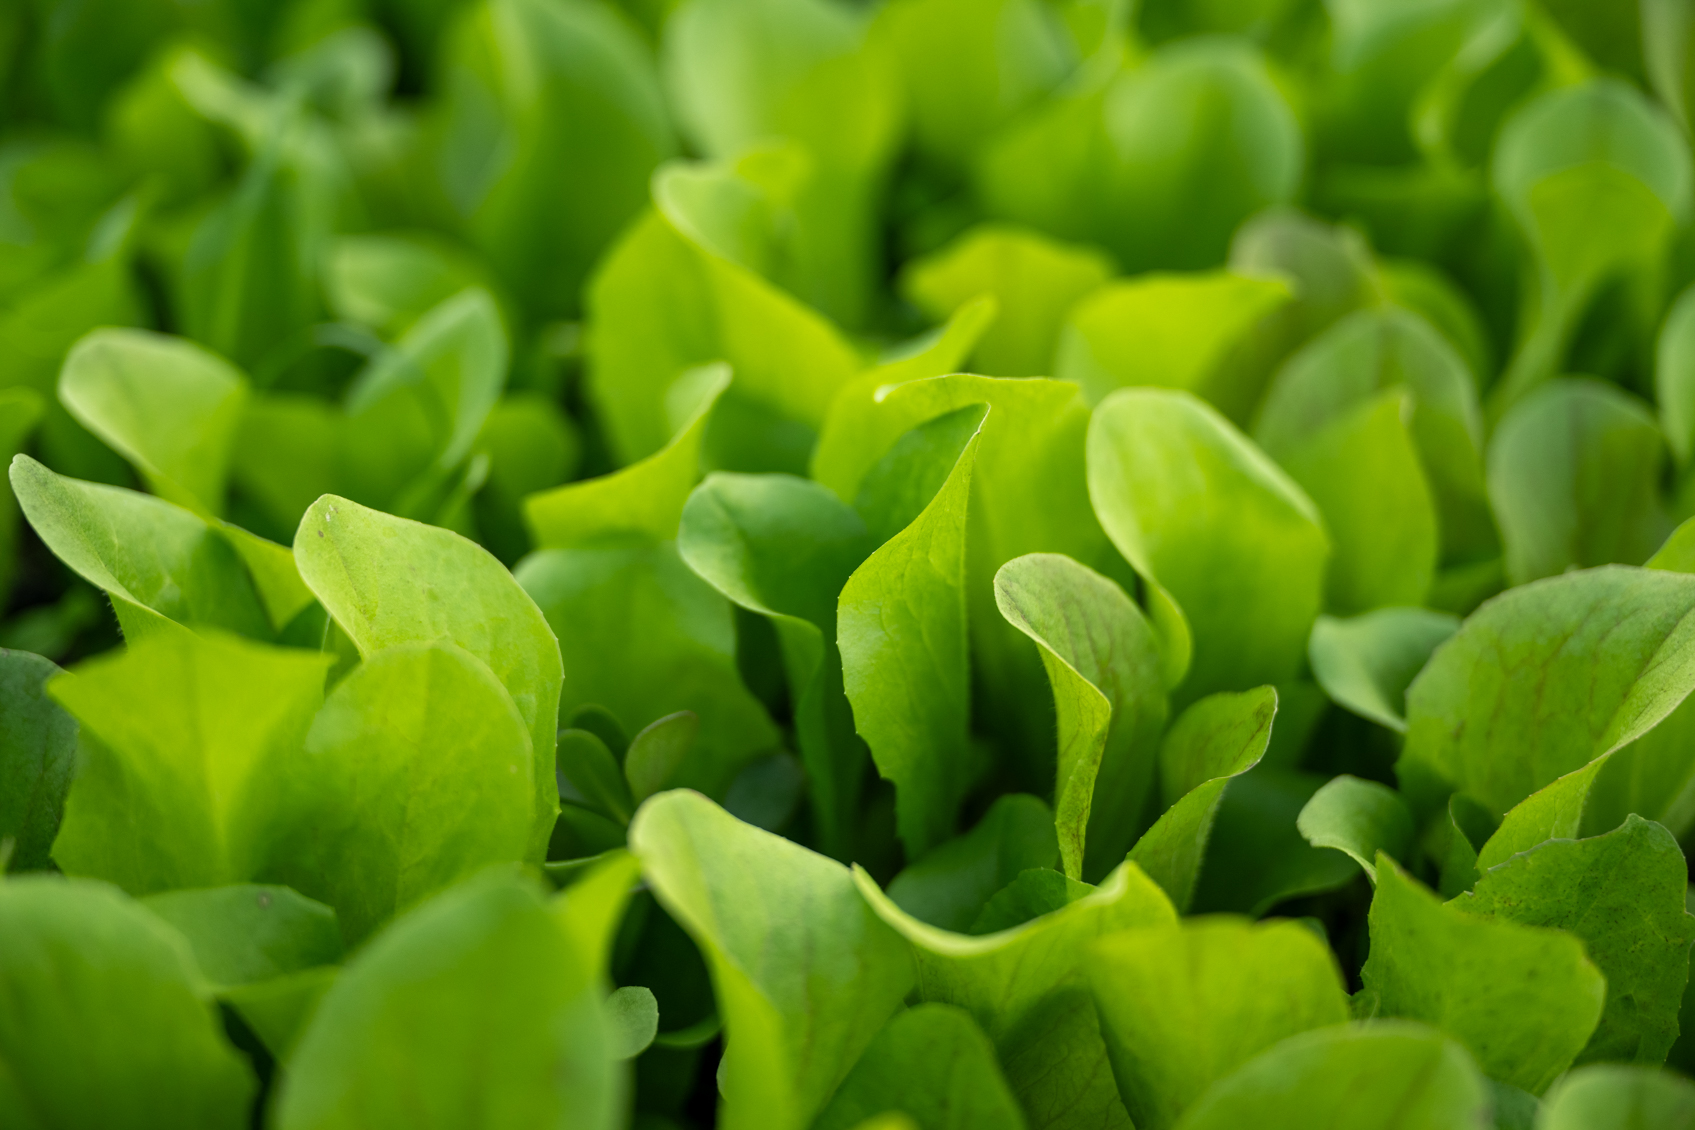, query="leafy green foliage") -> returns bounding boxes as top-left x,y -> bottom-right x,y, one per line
11,2 -> 1695,1121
